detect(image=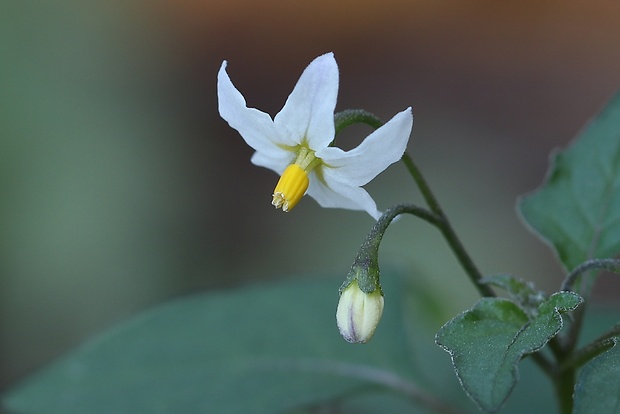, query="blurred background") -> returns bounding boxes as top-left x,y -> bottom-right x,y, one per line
2,0 -> 620,390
